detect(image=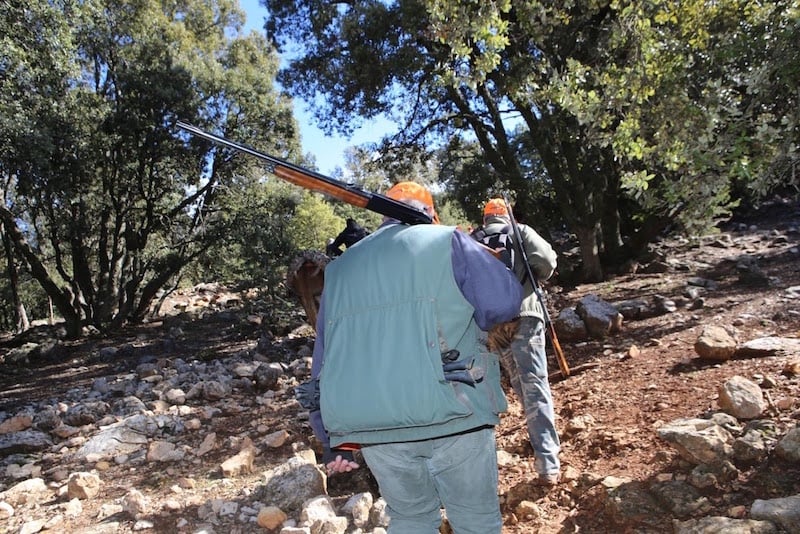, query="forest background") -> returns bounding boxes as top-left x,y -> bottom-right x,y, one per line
0,0 -> 798,339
